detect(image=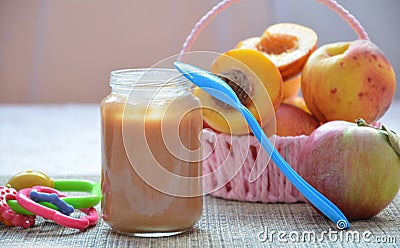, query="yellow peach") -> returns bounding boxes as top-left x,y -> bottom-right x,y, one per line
282,74 -> 301,99
283,95 -> 311,114
236,23 -> 318,81
194,49 -> 283,135
264,103 -> 320,137
301,40 -> 396,123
